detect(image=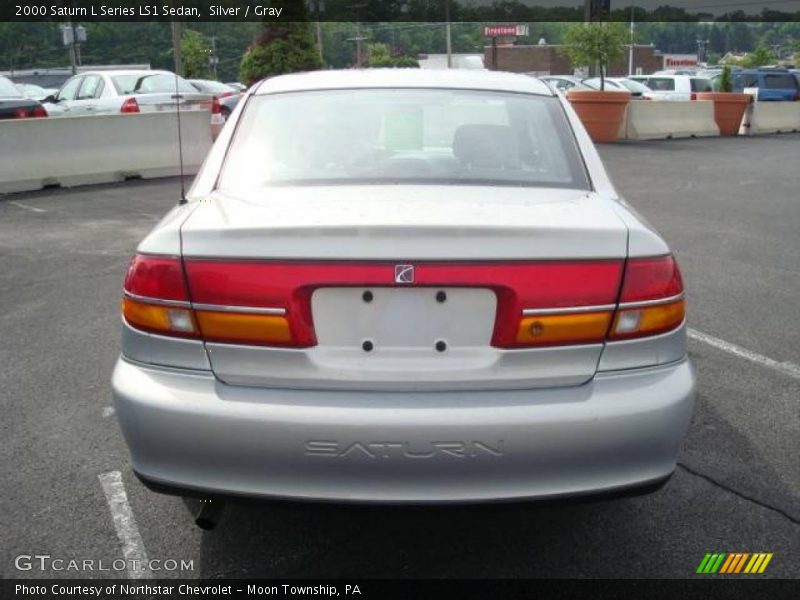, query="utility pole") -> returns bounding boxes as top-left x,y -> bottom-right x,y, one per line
628,1 -> 635,75
210,35 -> 218,79
315,0 -> 324,64
171,20 -> 183,76
445,0 -> 452,68
346,3 -> 367,68
68,21 -> 78,74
